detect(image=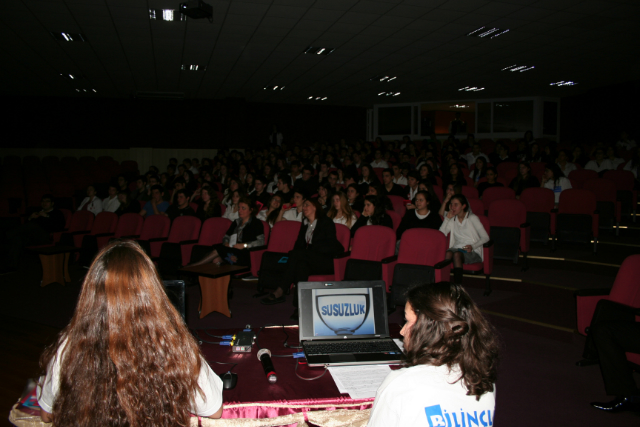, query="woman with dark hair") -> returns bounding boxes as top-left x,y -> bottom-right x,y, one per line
541,163 -> 572,207
114,190 -> 139,216
443,163 -> 466,190
525,142 -> 543,163
359,164 -> 380,193
317,182 -> 332,211
194,185 -> 222,220
349,195 -> 393,237
396,191 -> 442,240
37,241 -> 223,425
623,147 -> 640,182
477,167 -> 503,198
222,178 -> 242,204
257,194 -> 282,228
571,145 -> 589,168
418,164 -> 437,185
368,282 -> 498,427
469,157 -> 487,186
440,194 -> 490,285
509,161 -> 540,197
183,170 -> 197,193
222,189 -> 241,221
438,183 -> 463,218
346,183 -> 365,213
191,196 -> 264,268
261,198 -> 343,307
